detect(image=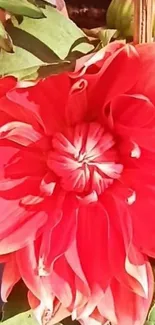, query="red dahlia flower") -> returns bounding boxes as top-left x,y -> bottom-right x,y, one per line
0,42 -> 155,325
